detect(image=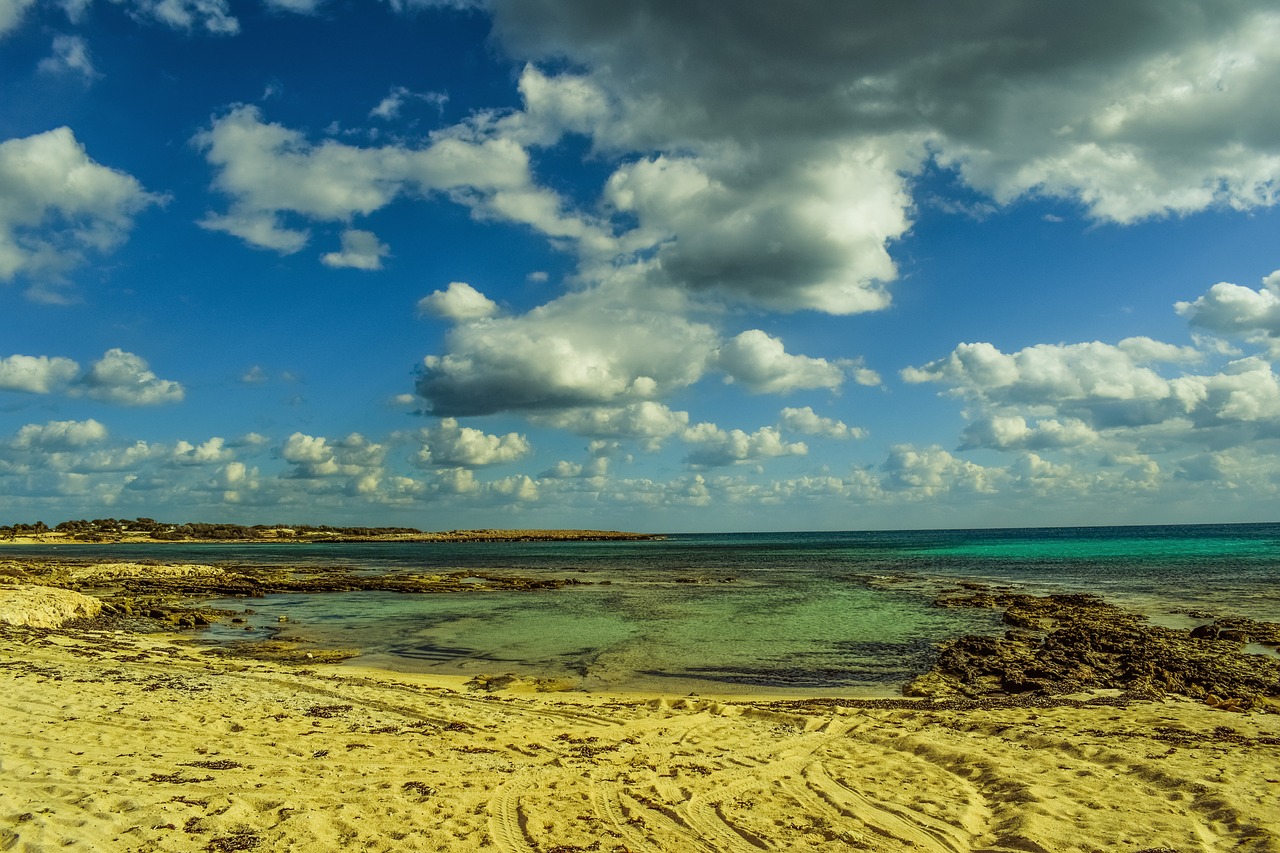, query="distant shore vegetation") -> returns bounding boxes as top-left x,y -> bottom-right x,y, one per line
0,518 -> 658,543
